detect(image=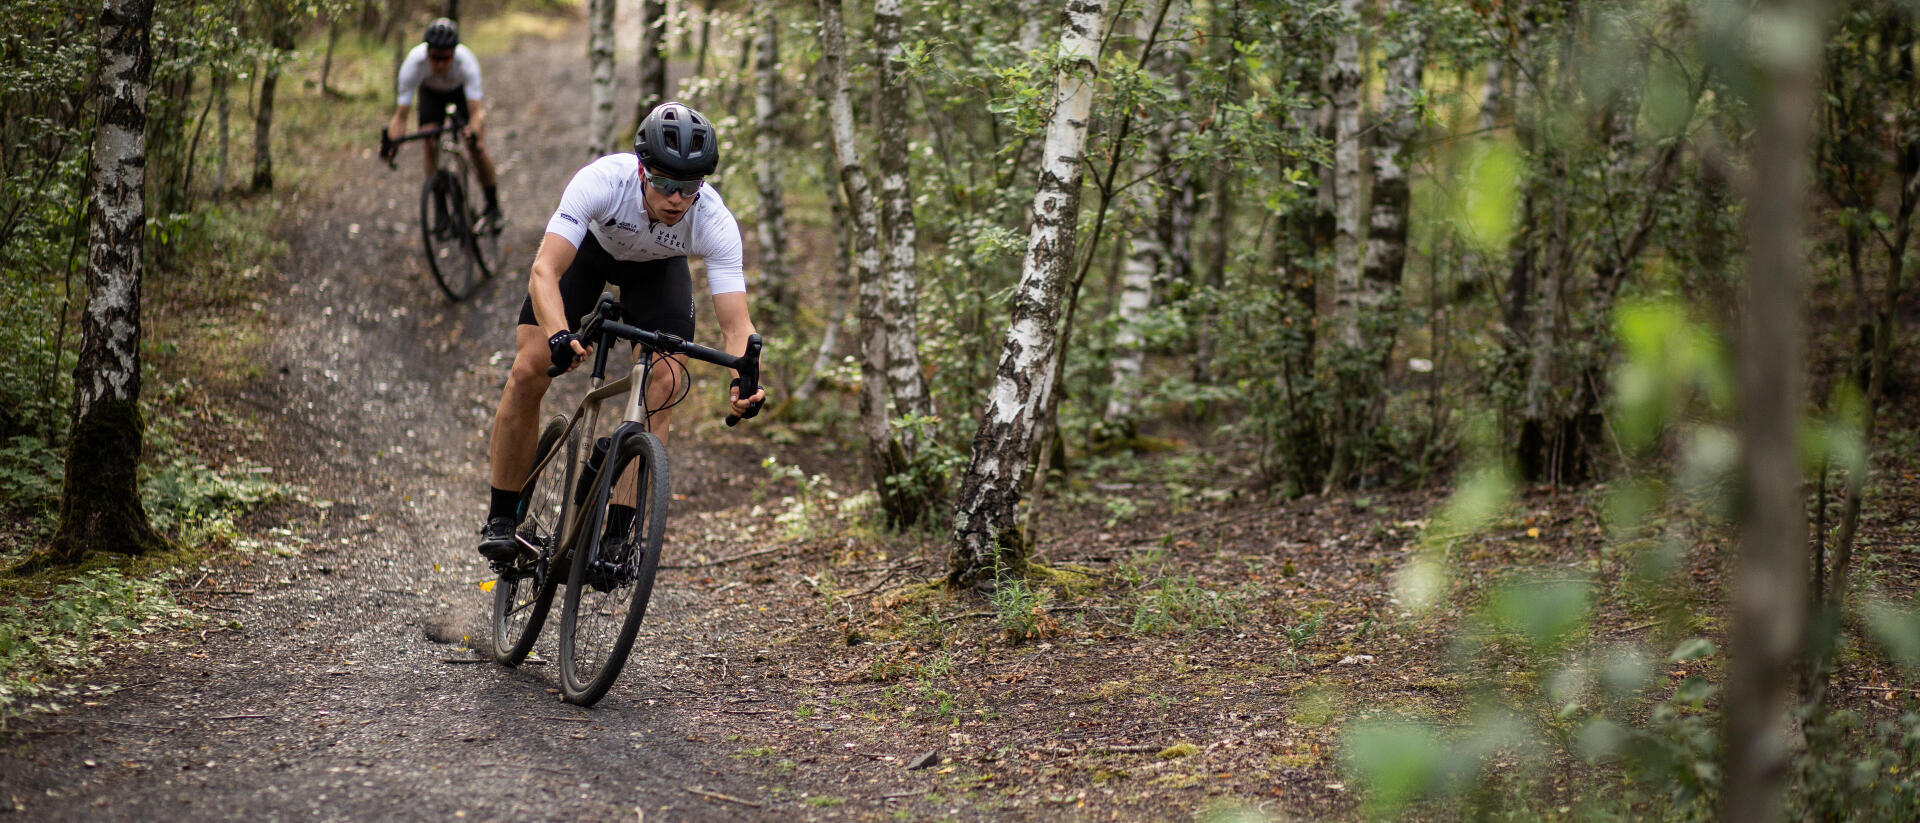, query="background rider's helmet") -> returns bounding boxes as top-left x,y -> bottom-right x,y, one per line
634,102 -> 719,179
423,18 -> 460,50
